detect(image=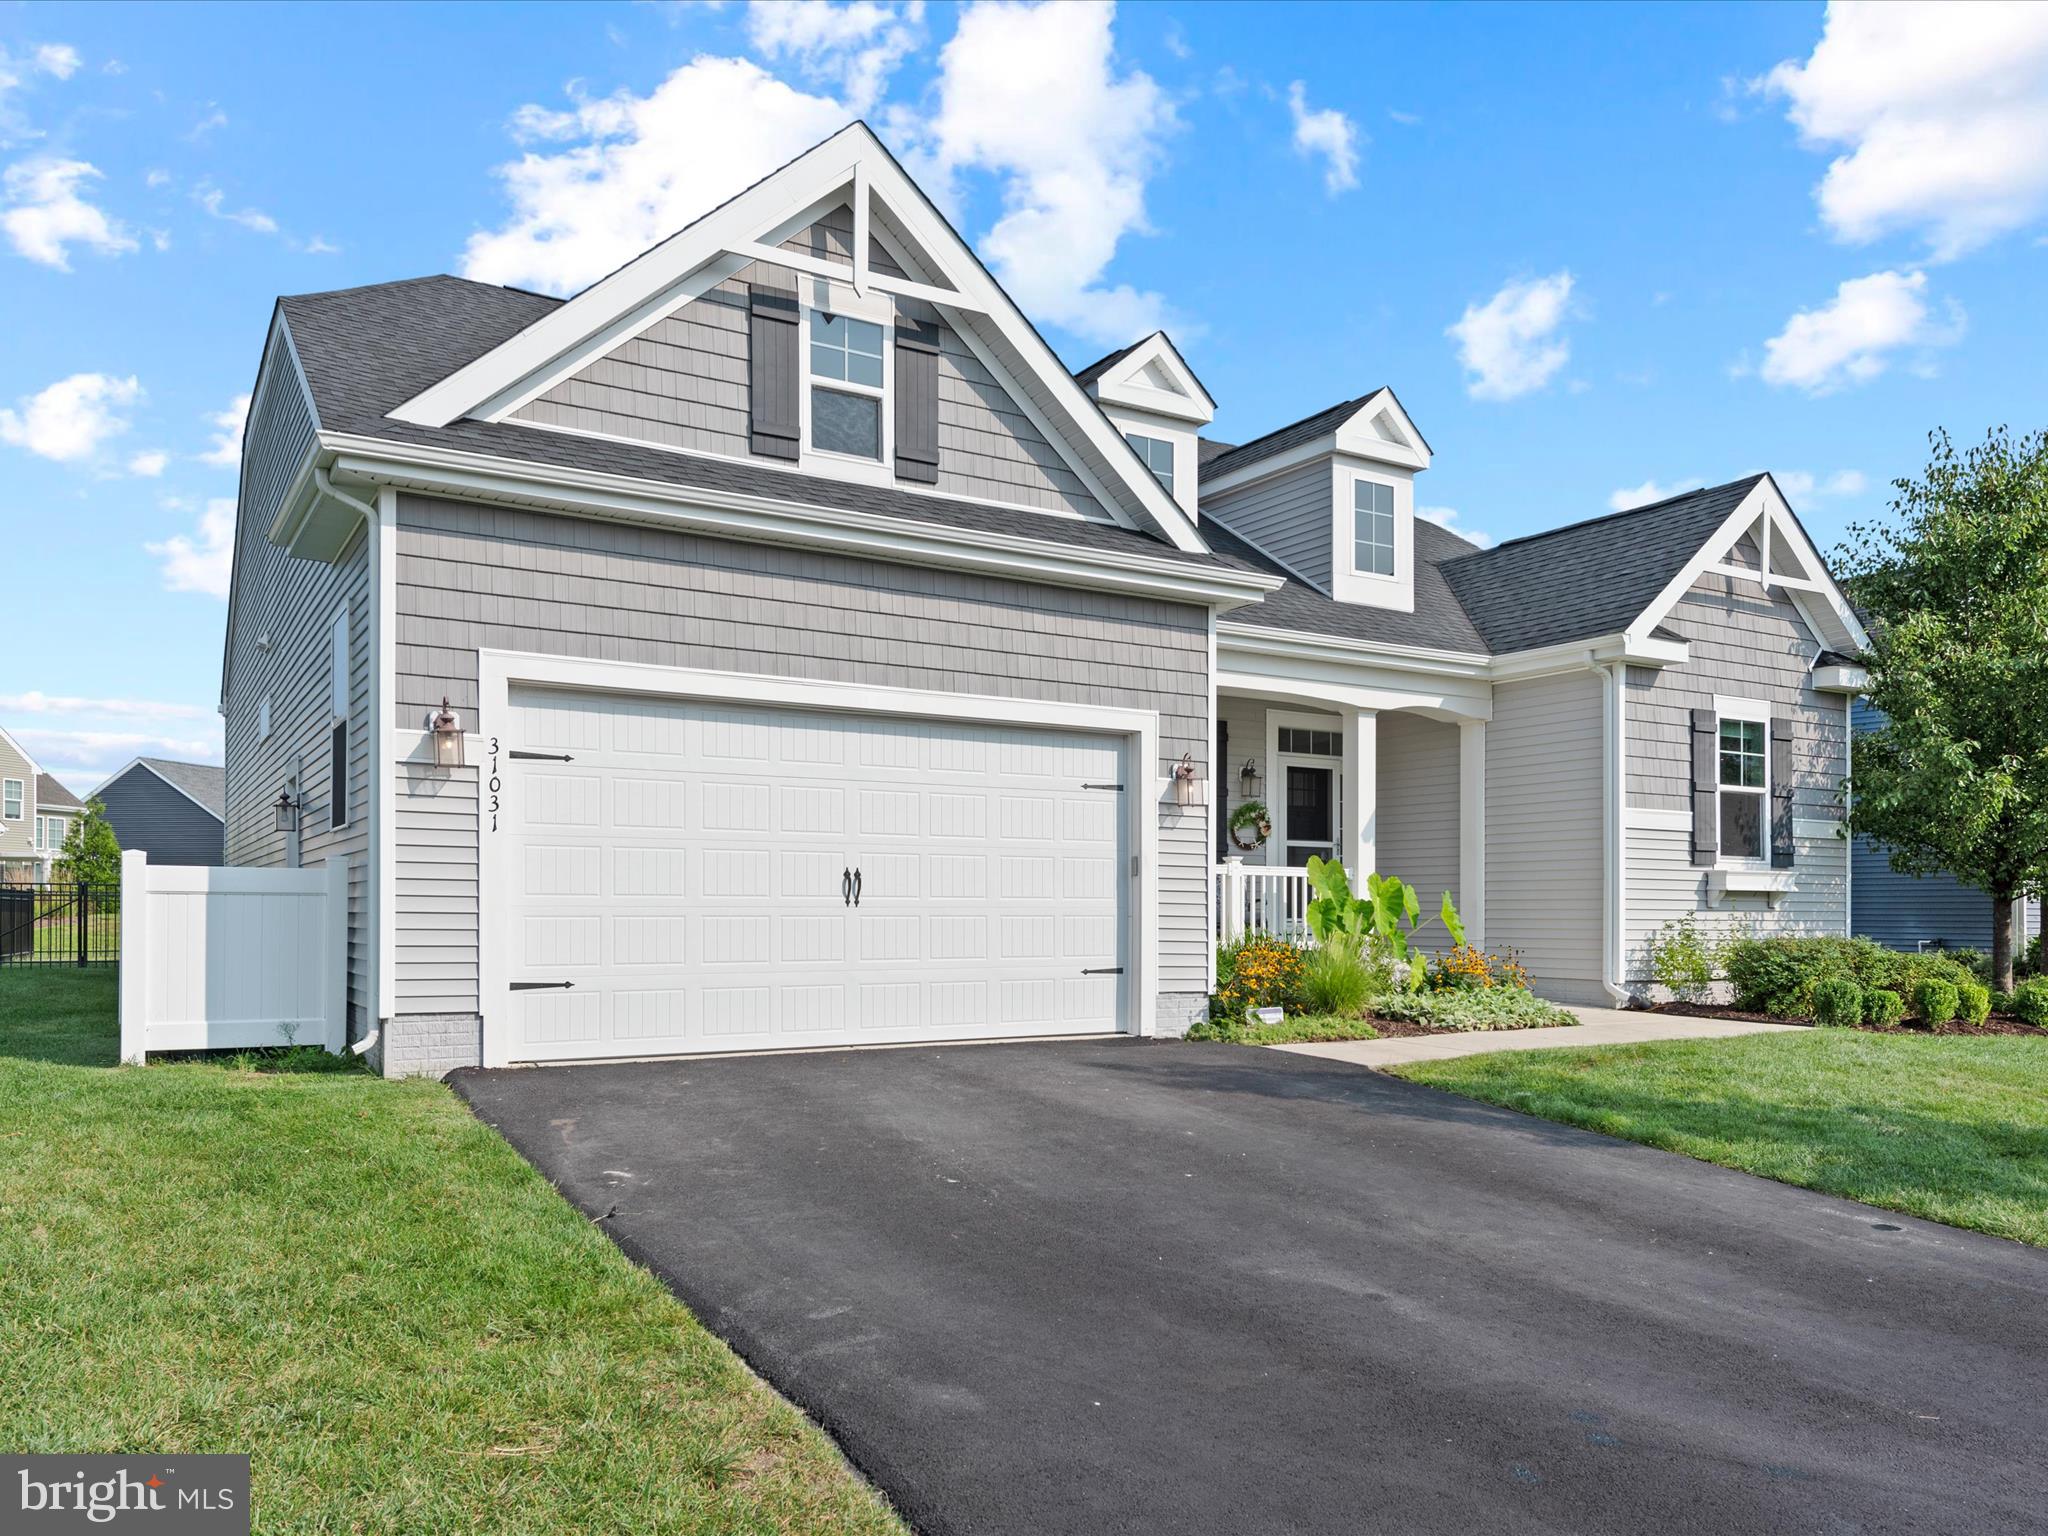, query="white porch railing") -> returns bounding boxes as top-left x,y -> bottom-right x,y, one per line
1214,858 -> 1317,944
118,850 -> 349,1064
